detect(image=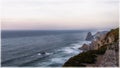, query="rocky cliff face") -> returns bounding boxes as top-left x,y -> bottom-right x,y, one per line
63,28 -> 119,67
104,28 -> 119,44
98,28 -> 119,67
81,31 -> 107,51
99,42 -> 119,66
93,31 -> 108,41
99,49 -> 118,67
